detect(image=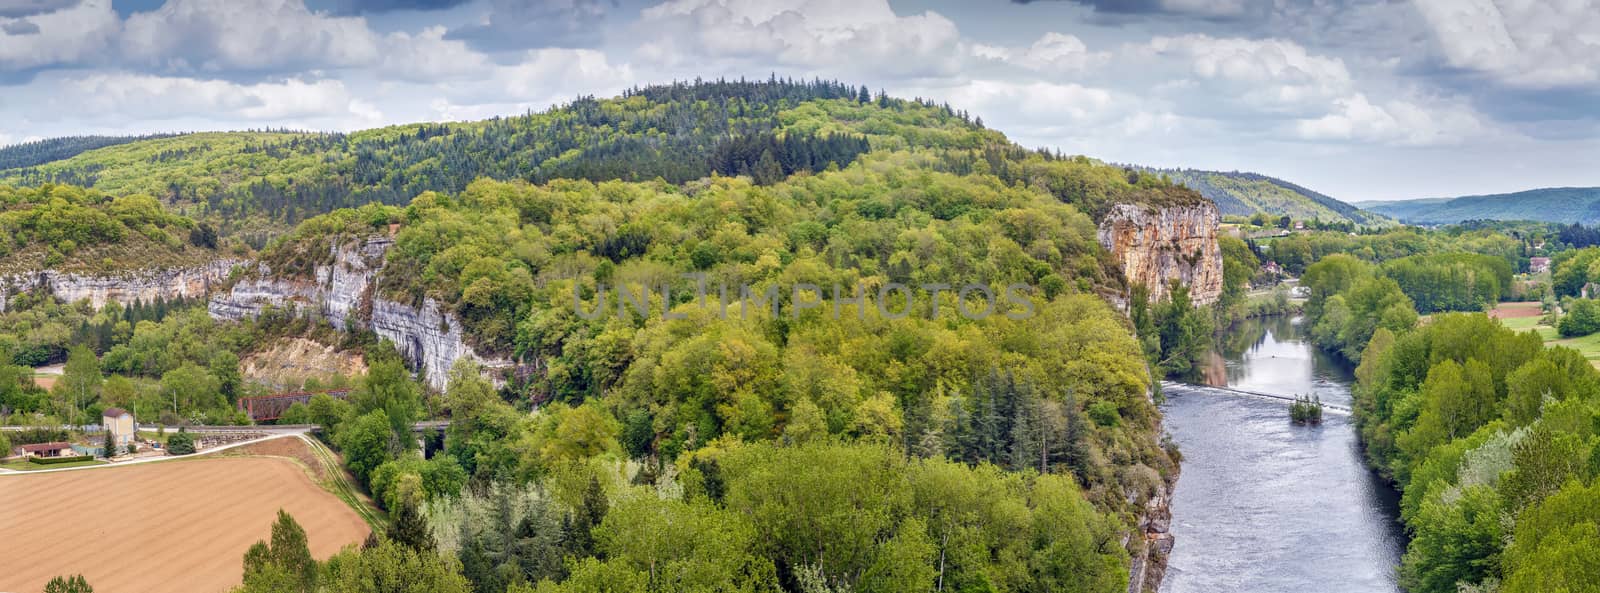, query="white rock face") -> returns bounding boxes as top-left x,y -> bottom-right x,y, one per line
1096,201 -> 1224,306
0,259 -> 243,313
371,297 -> 507,389
208,235 -> 508,390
